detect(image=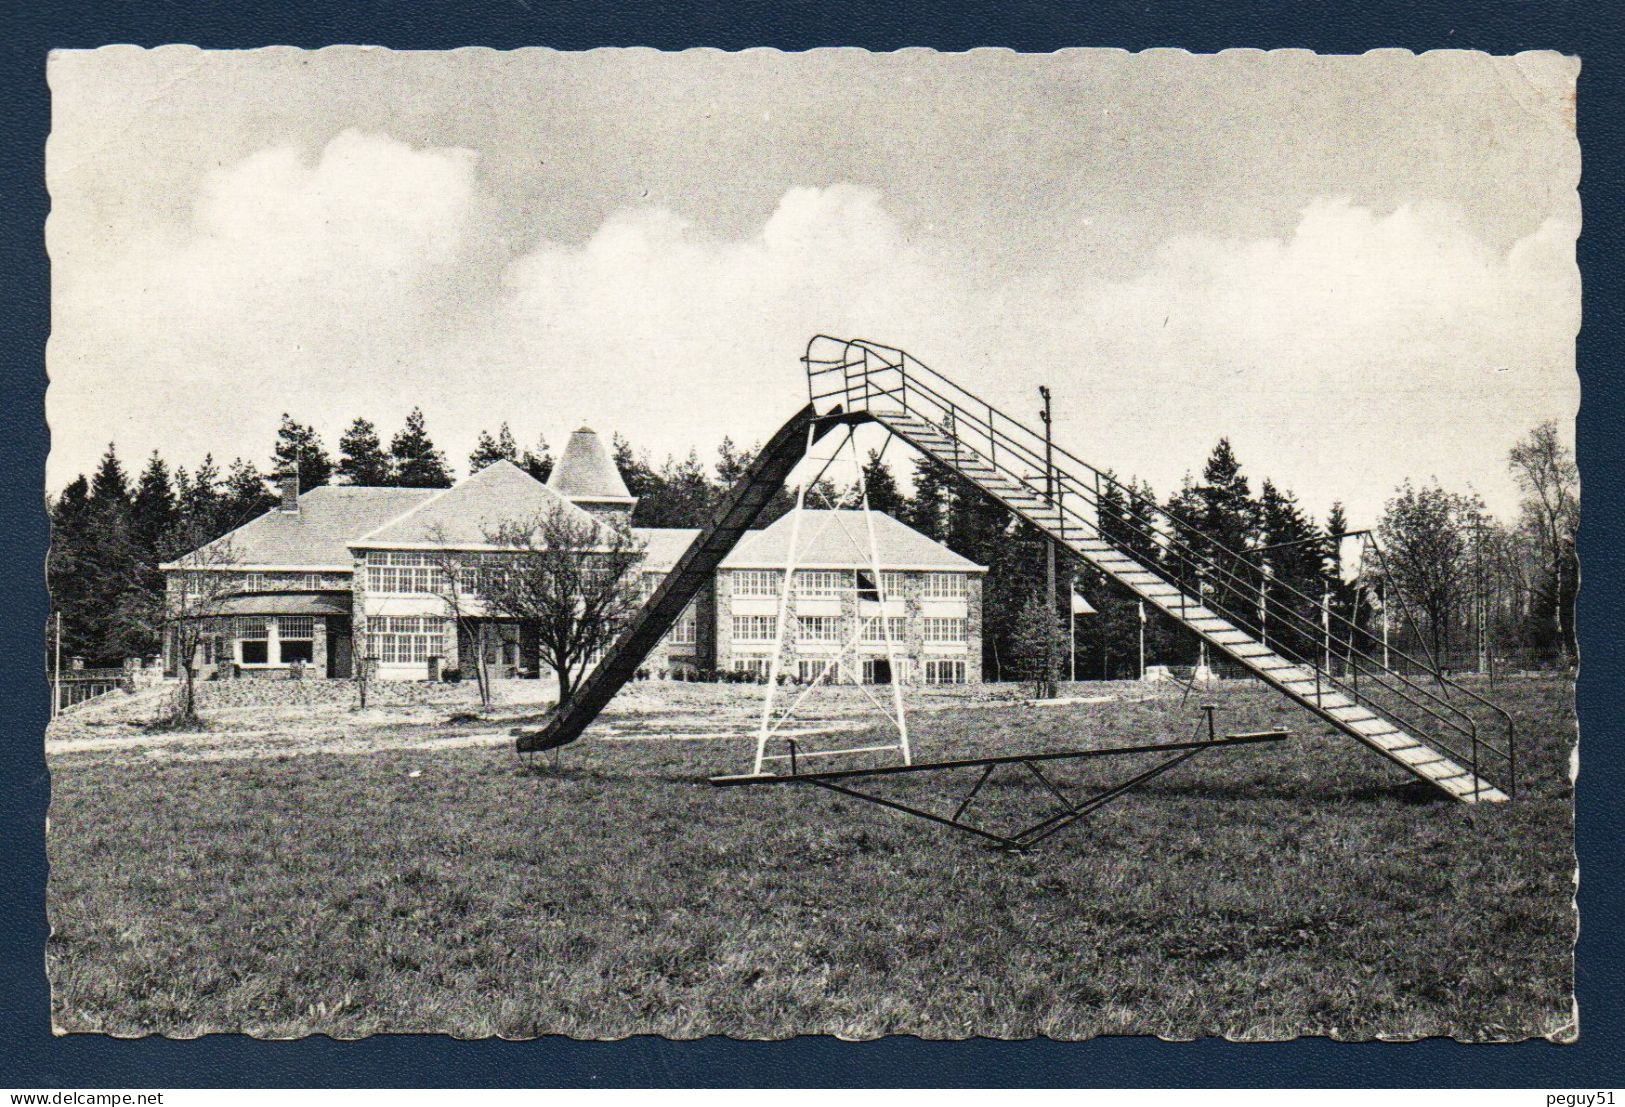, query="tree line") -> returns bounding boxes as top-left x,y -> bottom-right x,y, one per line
47,404 -> 1578,681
